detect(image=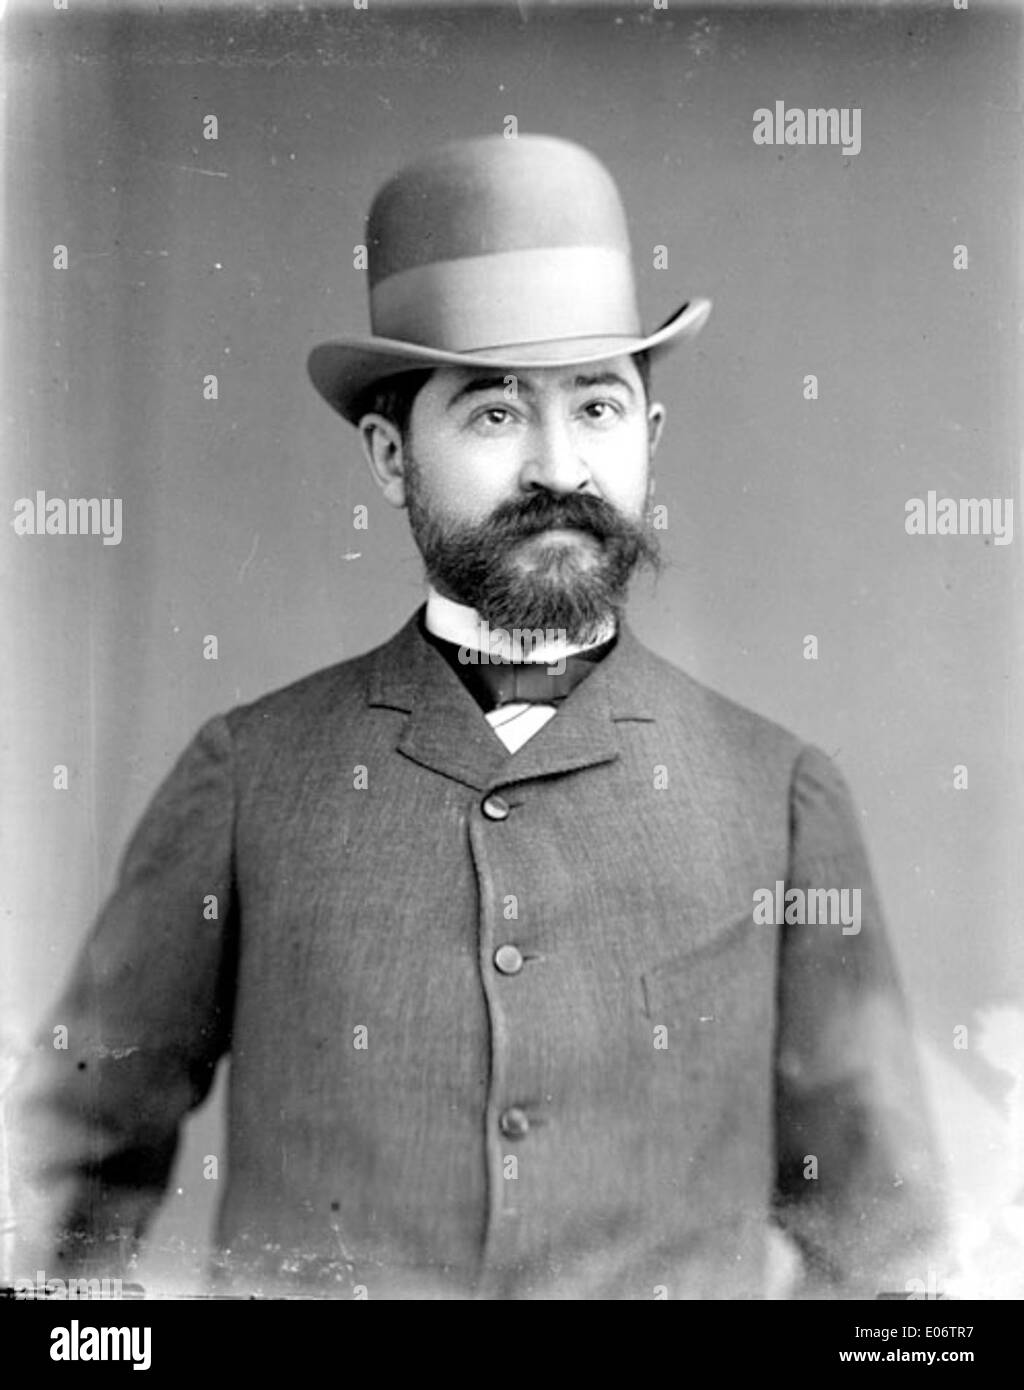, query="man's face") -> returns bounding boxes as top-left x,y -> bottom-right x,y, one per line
361,354 -> 665,643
